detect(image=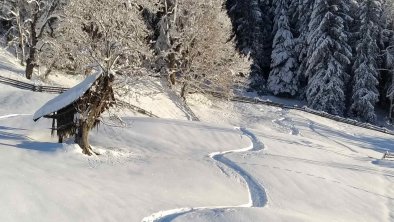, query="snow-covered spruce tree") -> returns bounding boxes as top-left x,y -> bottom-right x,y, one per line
348,0 -> 382,123
305,0 -> 353,116
226,0 -> 272,92
387,57 -> 394,120
267,0 -> 298,96
289,0 -> 315,34
55,0 -> 156,155
257,0 -> 274,80
154,0 -> 250,100
382,0 -> 394,120
0,0 -> 63,79
289,0 -> 315,95
226,0 -> 262,55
